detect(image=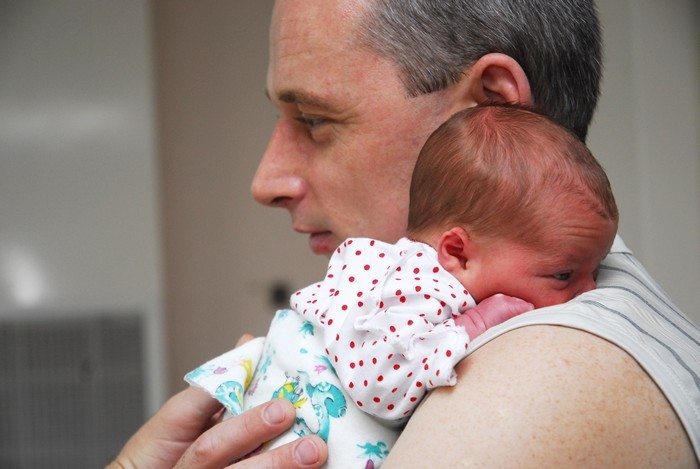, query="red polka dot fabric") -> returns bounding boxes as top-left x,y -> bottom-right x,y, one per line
291,237 -> 476,420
